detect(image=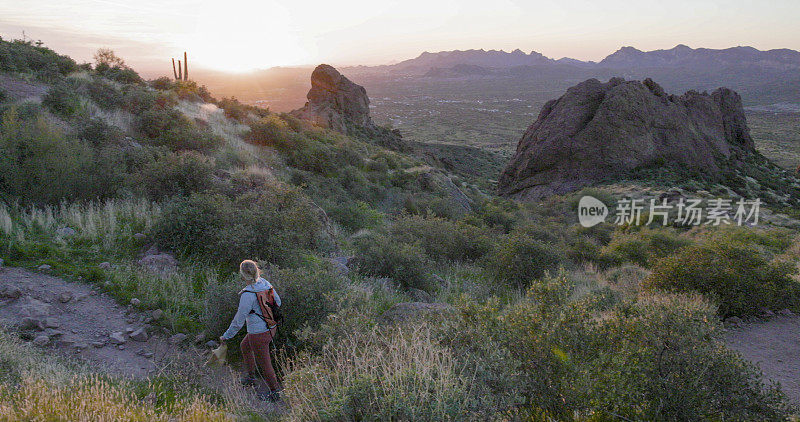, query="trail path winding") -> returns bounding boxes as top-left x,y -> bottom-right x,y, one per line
0,267 -> 175,378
